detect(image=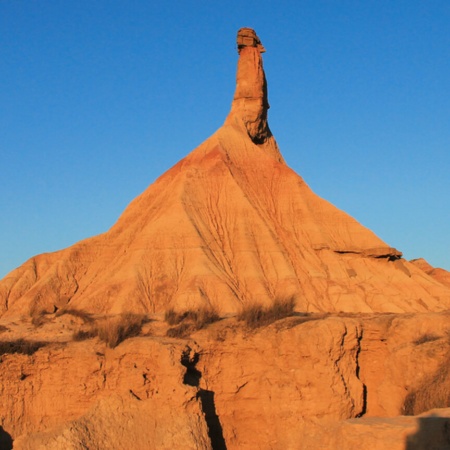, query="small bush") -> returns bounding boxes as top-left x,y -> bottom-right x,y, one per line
0,339 -> 47,356
72,313 -> 146,348
97,313 -> 145,348
187,307 -> 220,329
164,308 -> 184,326
404,329 -> 450,416
164,306 -> 220,338
166,323 -> 194,339
238,297 -> 296,329
403,352 -> 450,415
29,304 -> 47,327
72,329 -> 98,341
0,325 -> 8,334
413,333 -> 440,345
